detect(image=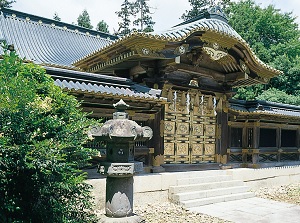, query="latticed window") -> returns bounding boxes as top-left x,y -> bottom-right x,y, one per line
281,129 -> 297,147
259,128 -> 276,147
230,127 -> 242,147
